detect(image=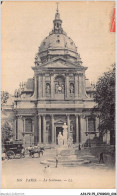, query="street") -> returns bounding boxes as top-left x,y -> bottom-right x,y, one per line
1,149 -> 115,189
